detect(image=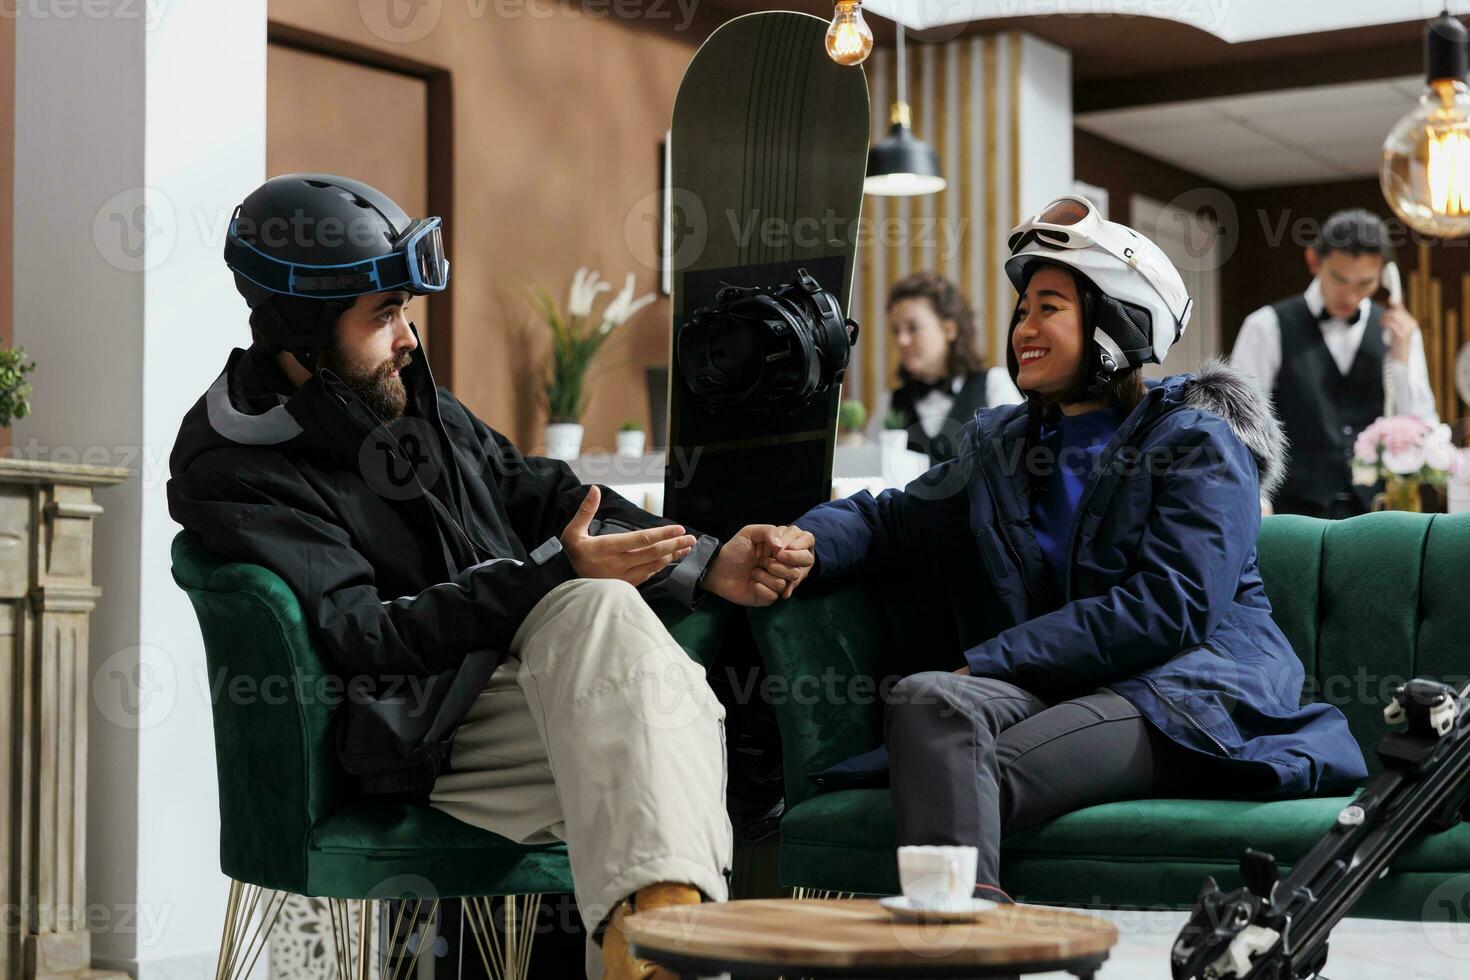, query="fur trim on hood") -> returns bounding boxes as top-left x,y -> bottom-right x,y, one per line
1179,357 -> 1288,501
